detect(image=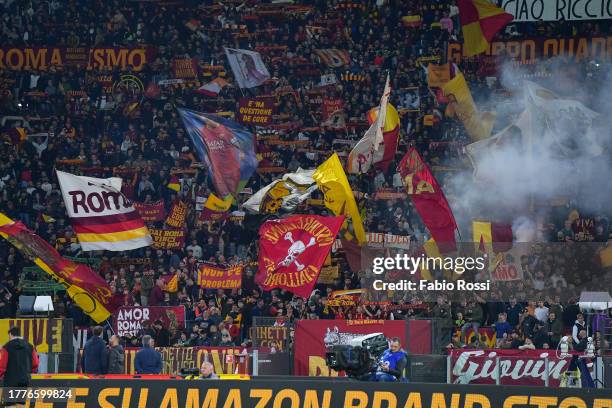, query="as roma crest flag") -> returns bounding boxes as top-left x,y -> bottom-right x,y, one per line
256,215 -> 344,298
0,213 -> 117,323
398,148 -> 457,253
